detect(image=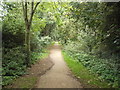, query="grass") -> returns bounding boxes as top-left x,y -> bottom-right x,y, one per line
13,76 -> 37,88
31,48 -> 49,64
62,51 -> 111,88
39,49 -> 49,59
